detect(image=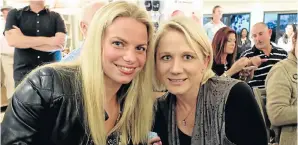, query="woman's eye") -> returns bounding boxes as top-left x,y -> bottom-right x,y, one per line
112,41 -> 123,47
183,55 -> 194,60
161,55 -> 171,61
136,46 -> 146,51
